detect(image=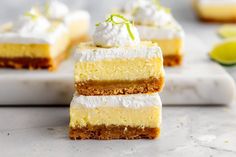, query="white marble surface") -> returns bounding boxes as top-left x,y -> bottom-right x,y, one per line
1,105 -> 236,157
